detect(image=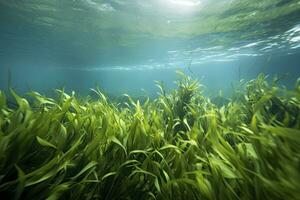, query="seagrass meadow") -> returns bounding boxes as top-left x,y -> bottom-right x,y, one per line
0,72 -> 299,200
